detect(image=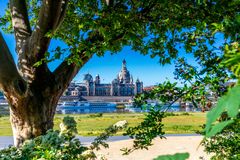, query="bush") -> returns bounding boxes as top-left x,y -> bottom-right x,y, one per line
180,112 -> 191,116
0,116 -> 127,160
122,109 -> 165,154
201,118 -> 240,160
88,113 -> 103,118
163,112 -> 179,117
0,117 -> 89,160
